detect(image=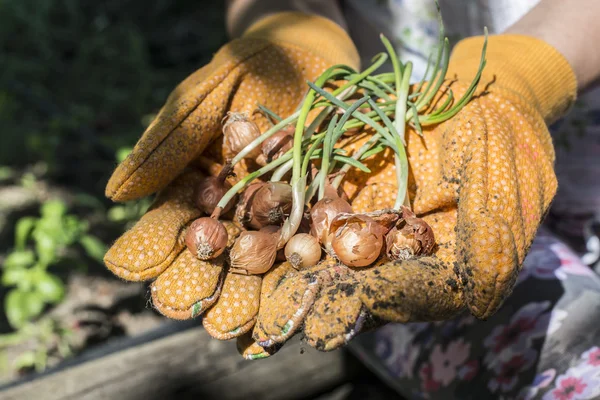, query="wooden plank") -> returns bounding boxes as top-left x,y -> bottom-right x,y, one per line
1,327 -> 359,400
